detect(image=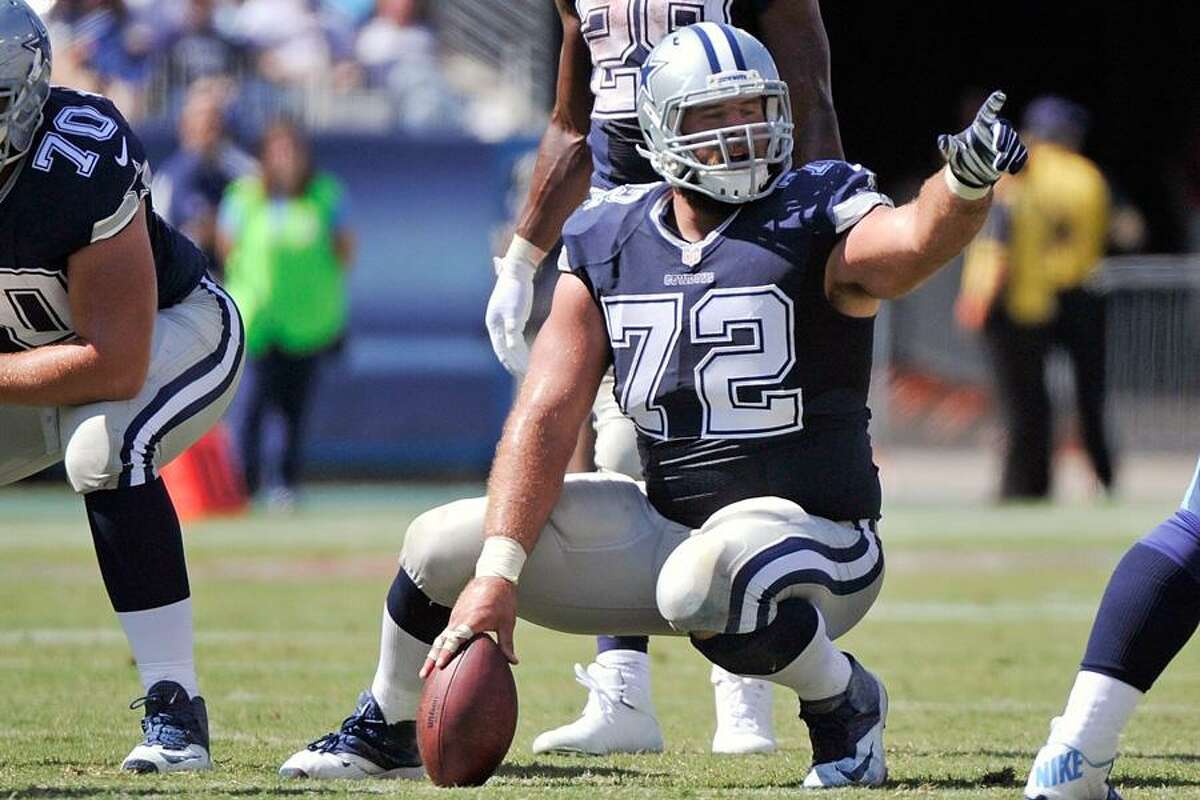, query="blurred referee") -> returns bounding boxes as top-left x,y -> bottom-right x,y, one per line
956,96 -> 1114,500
